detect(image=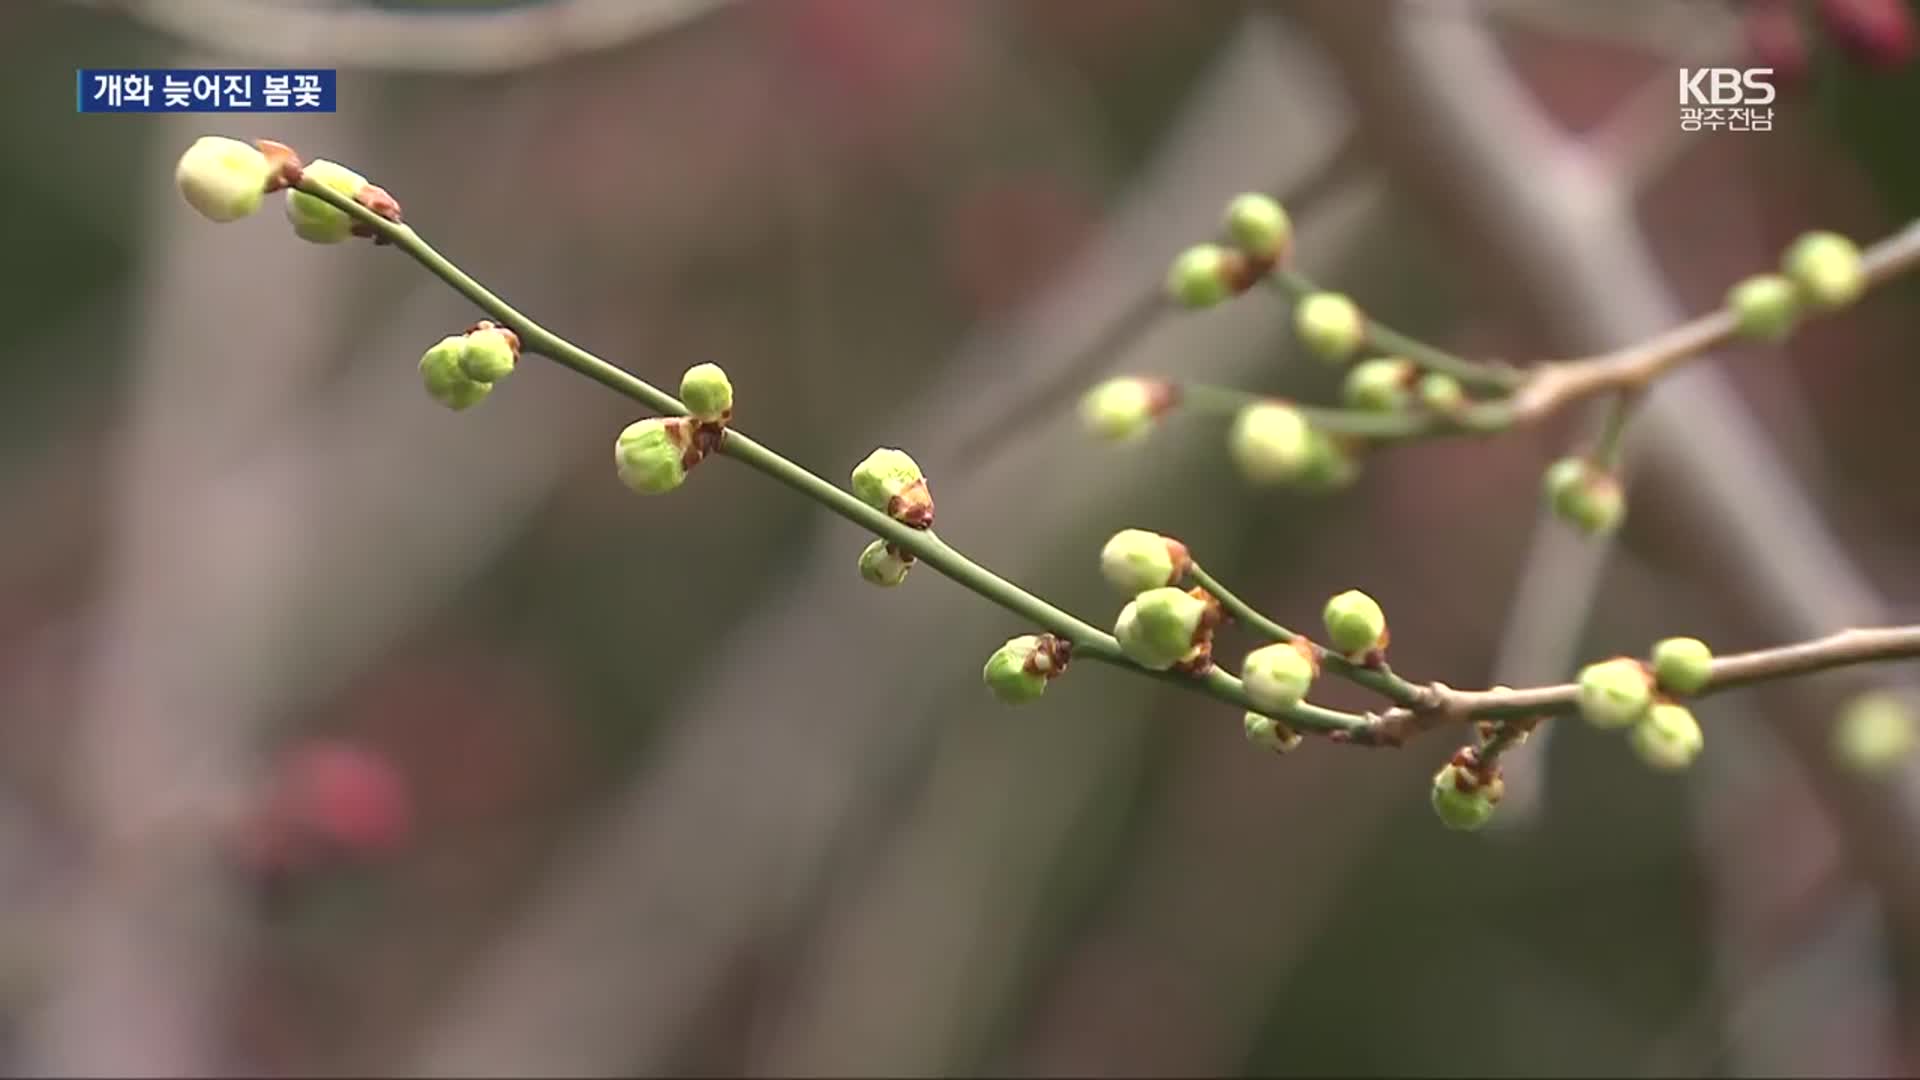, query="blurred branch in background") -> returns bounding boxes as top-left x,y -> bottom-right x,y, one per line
1291,0 -> 1920,1070
66,0 -> 736,72
407,22 -> 1357,1075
